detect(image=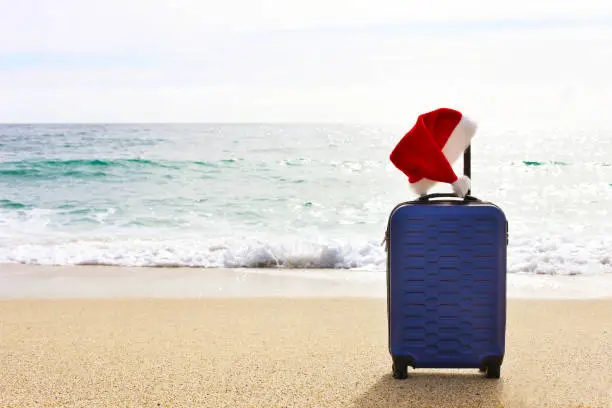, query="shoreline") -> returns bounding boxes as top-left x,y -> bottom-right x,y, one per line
1,263 -> 612,300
